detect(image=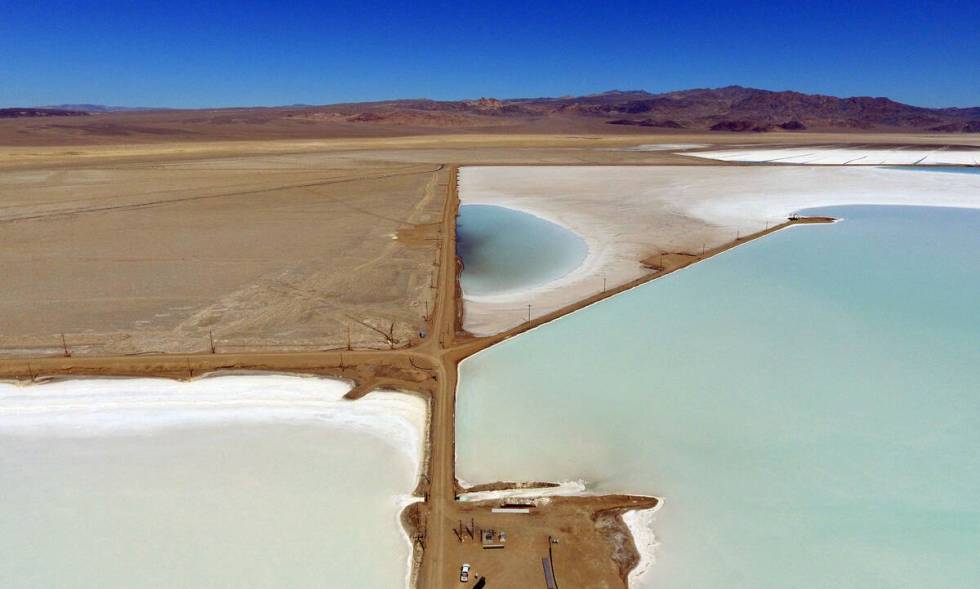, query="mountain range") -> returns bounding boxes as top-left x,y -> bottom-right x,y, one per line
2,87 -> 977,144
335,86 -> 979,132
